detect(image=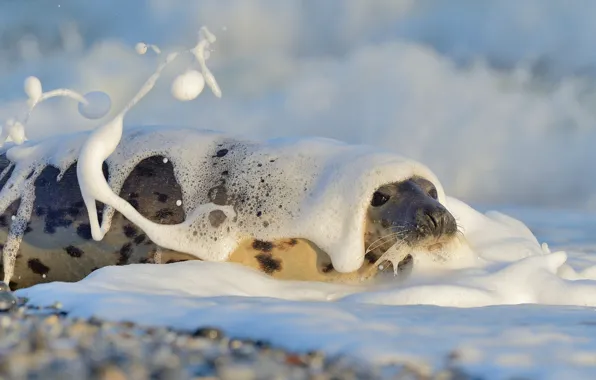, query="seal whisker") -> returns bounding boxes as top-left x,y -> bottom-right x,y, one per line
374,241 -> 412,275
365,231 -> 409,253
